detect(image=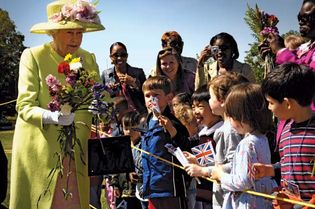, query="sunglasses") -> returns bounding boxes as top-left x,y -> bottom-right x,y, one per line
161,40 -> 182,48
110,52 -> 128,58
297,13 -> 315,23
